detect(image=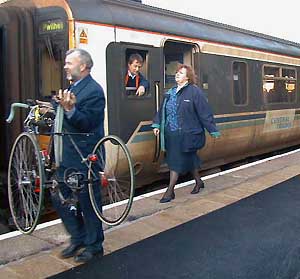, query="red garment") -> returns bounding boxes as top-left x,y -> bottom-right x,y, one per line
125,73 -> 140,88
